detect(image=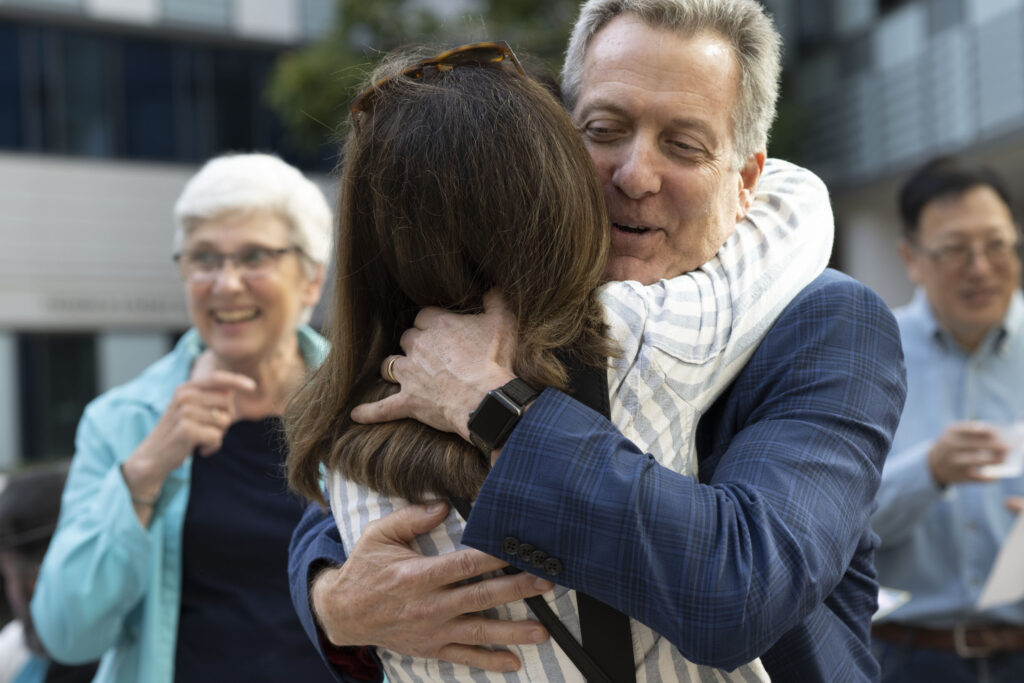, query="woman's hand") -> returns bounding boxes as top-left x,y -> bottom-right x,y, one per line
121,352 -> 255,523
